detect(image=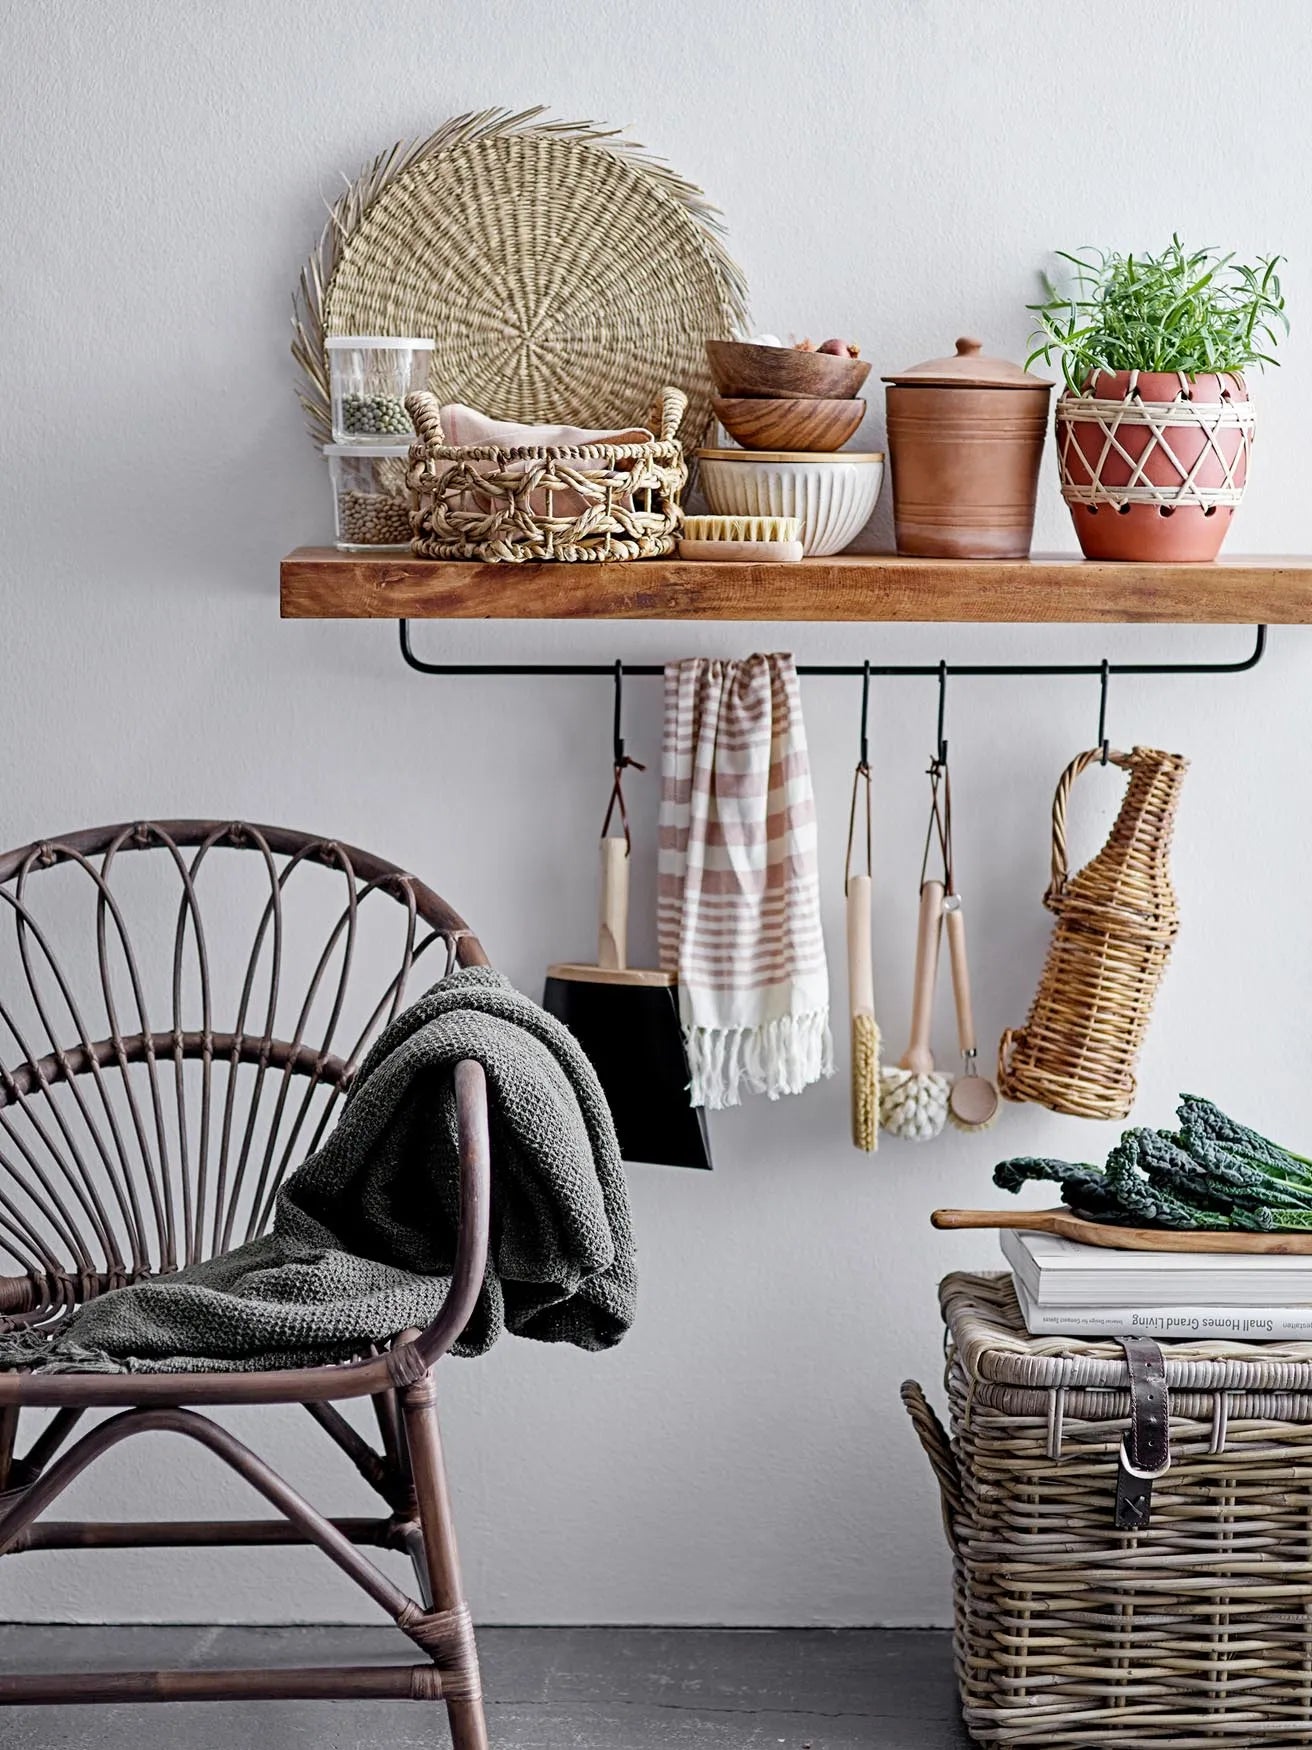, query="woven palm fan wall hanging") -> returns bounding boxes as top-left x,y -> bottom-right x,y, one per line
292,106 -> 749,451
